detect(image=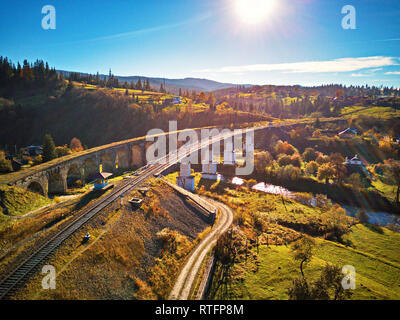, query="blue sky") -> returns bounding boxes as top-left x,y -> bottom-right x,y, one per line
0,0 -> 399,87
